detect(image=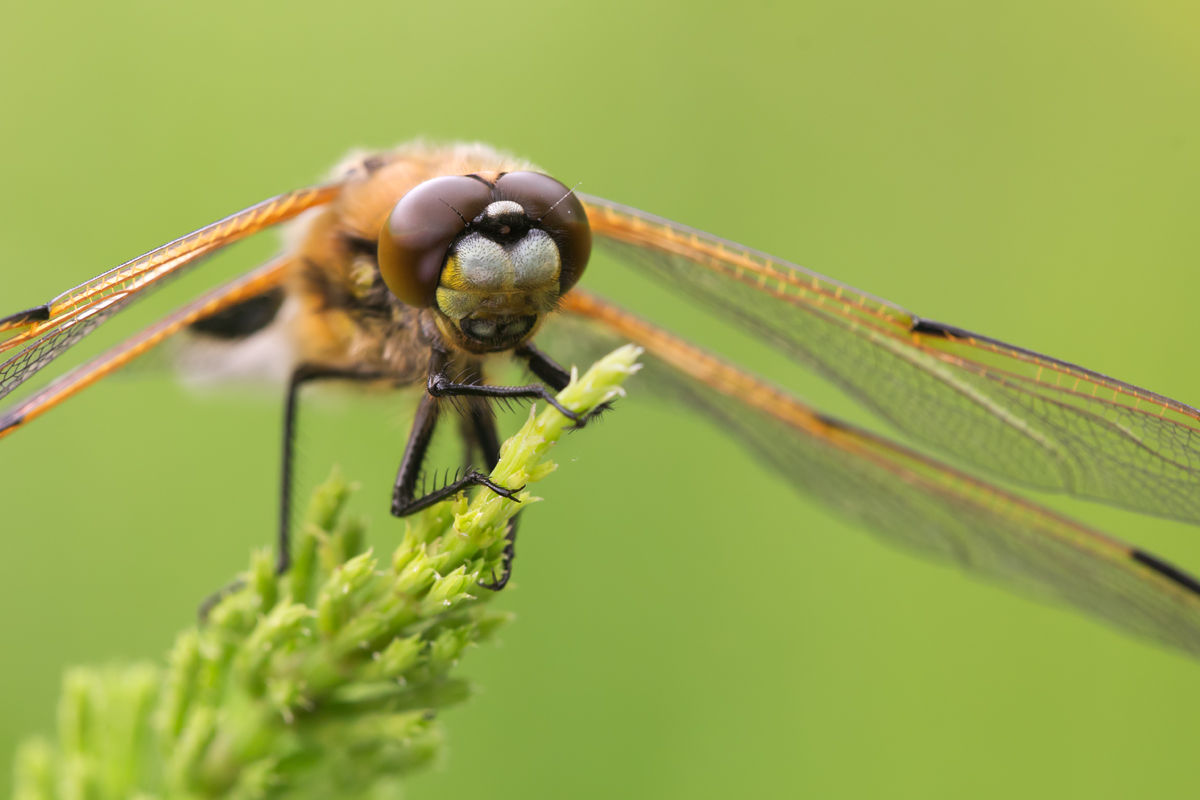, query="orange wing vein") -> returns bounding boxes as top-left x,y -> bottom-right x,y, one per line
555,288 -> 1200,657
0,256 -> 291,441
581,195 -> 1200,526
0,183 -> 338,402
